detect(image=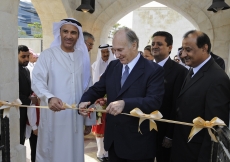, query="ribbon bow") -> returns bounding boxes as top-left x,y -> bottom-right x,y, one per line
62,103 -> 76,109
130,108 -> 163,133
188,117 -> 226,142
0,99 -> 22,117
